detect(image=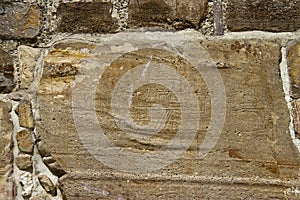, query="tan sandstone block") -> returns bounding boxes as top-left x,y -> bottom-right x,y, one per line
37,32 -> 300,199
128,0 -> 208,29
16,100 -> 34,130
18,45 -> 41,89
